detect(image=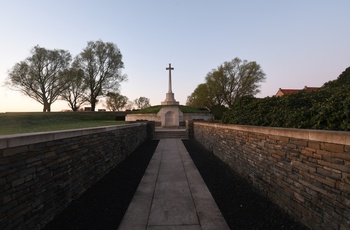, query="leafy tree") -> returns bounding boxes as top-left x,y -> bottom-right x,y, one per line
186,83 -> 214,109
206,58 -> 266,108
134,97 -> 151,109
210,104 -> 228,120
105,92 -> 128,111
187,57 -> 265,110
60,68 -> 88,111
75,40 -> 127,111
323,66 -> 350,88
310,87 -> 350,130
7,45 -> 71,112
